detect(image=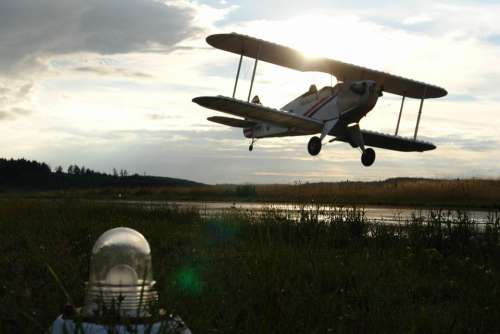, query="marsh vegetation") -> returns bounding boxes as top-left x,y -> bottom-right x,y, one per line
31,178 -> 500,210
2,199 -> 500,333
